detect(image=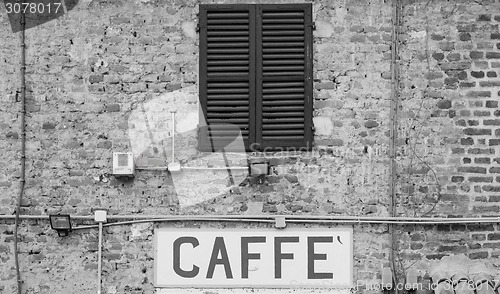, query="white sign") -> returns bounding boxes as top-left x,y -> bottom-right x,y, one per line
154,228 -> 353,288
